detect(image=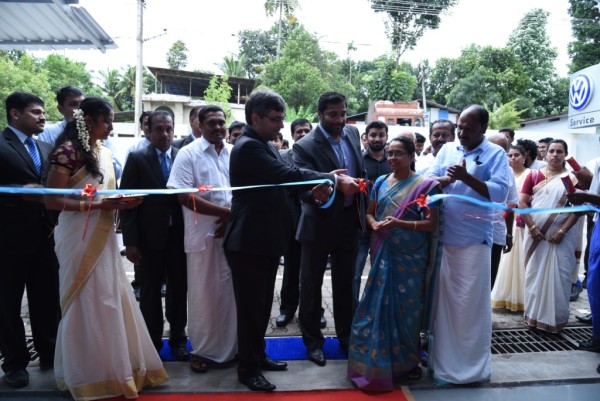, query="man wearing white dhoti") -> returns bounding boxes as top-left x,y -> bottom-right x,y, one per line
427,105 -> 510,384
167,105 -> 237,373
